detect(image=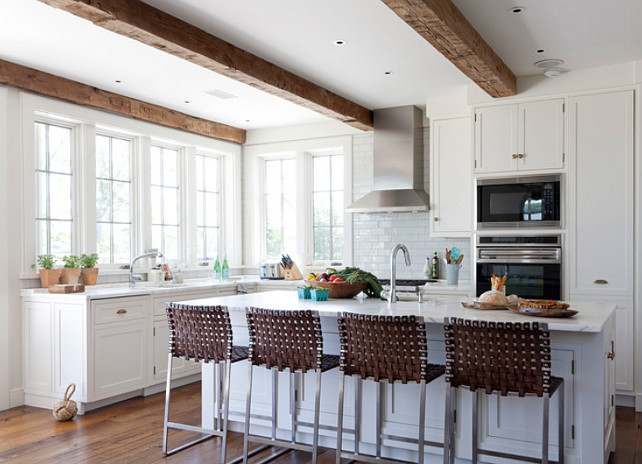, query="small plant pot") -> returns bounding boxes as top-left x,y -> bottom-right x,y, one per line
81,268 -> 99,286
39,269 -> 60,288
310,288 -> 329,301
61,268 -> 81,285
